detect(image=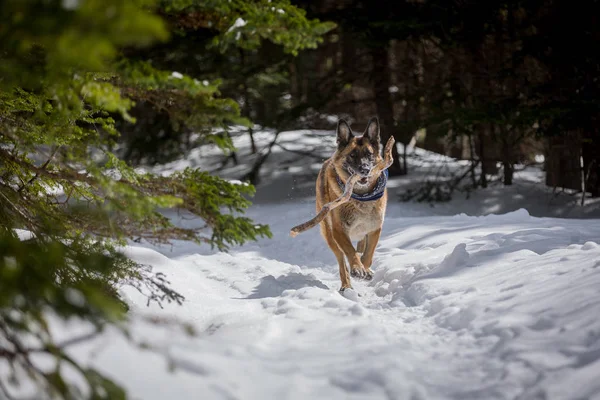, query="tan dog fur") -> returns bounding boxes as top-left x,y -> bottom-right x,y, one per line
315,117 -> 389,292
